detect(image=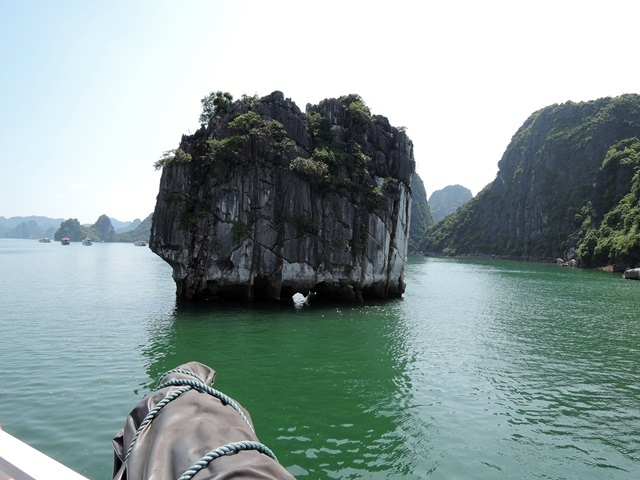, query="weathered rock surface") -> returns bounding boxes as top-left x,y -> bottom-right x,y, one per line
150,91 -> 415,302
94,214 -> 117,242
407,173 -> 433,254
